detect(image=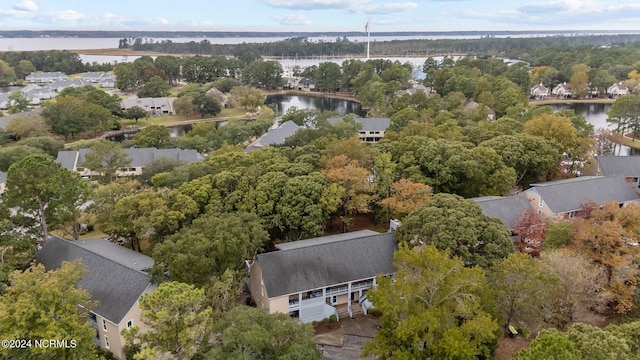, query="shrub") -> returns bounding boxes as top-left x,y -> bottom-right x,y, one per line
329,314 -> 337,323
